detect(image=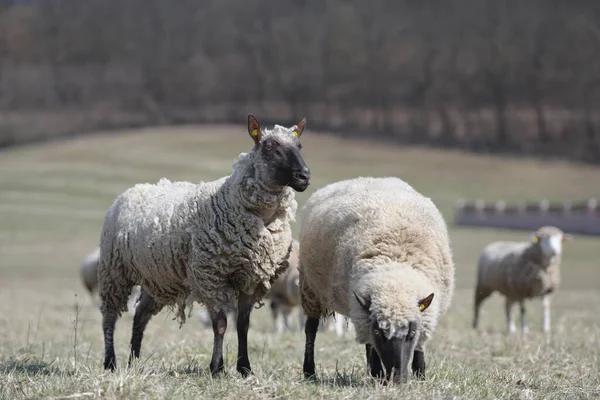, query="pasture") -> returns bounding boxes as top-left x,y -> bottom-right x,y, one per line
0,125 -> 599,399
